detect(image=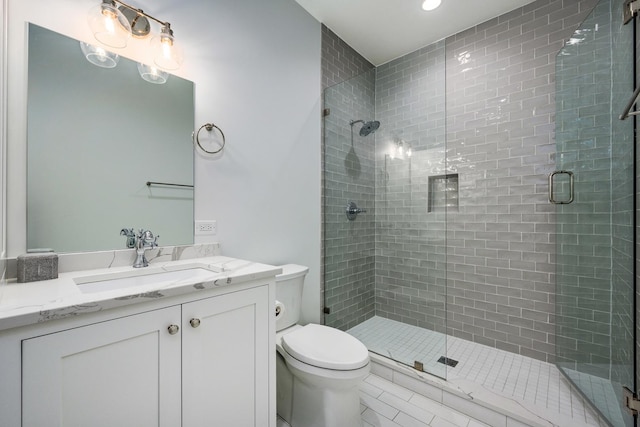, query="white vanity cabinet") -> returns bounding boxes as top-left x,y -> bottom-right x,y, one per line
1,281 -> 274,427
182,285 -> 270,426
22,306 -> 183,427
